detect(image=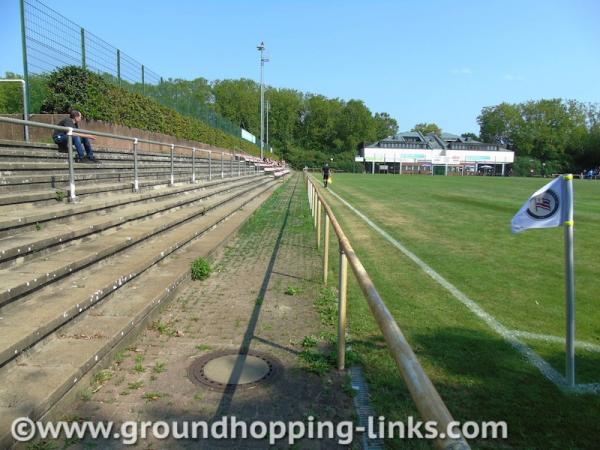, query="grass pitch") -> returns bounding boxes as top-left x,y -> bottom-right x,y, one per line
318,173 -> 600,449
